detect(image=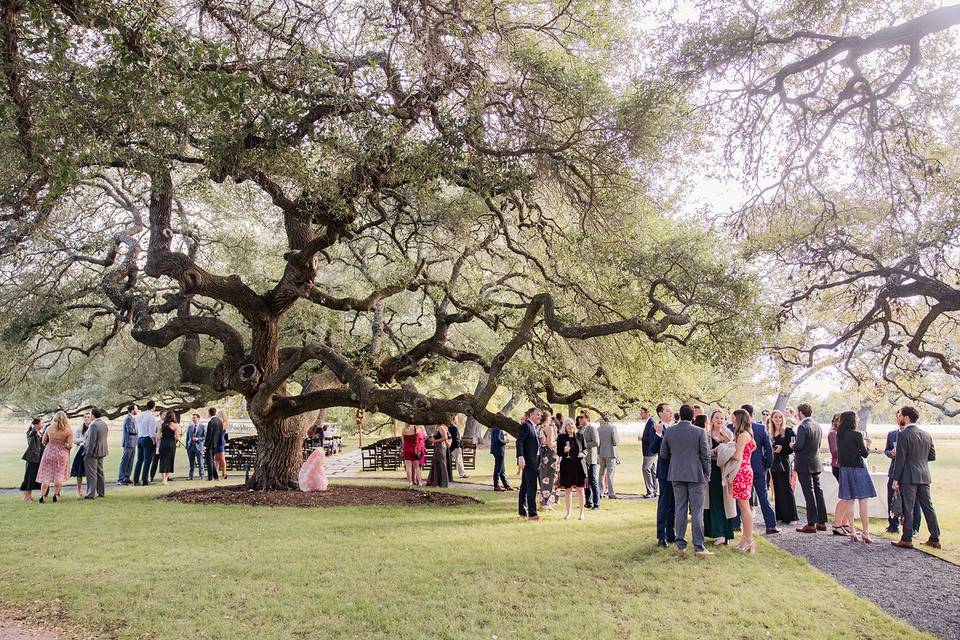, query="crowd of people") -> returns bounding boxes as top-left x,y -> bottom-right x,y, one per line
16,397 -> 944,557
494,401 -> 943,556
19,403 -> 232,502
